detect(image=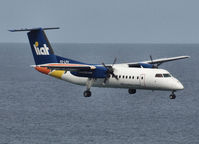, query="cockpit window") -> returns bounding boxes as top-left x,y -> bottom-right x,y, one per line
155,74 -> 163,78
163,74 -> 171,77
